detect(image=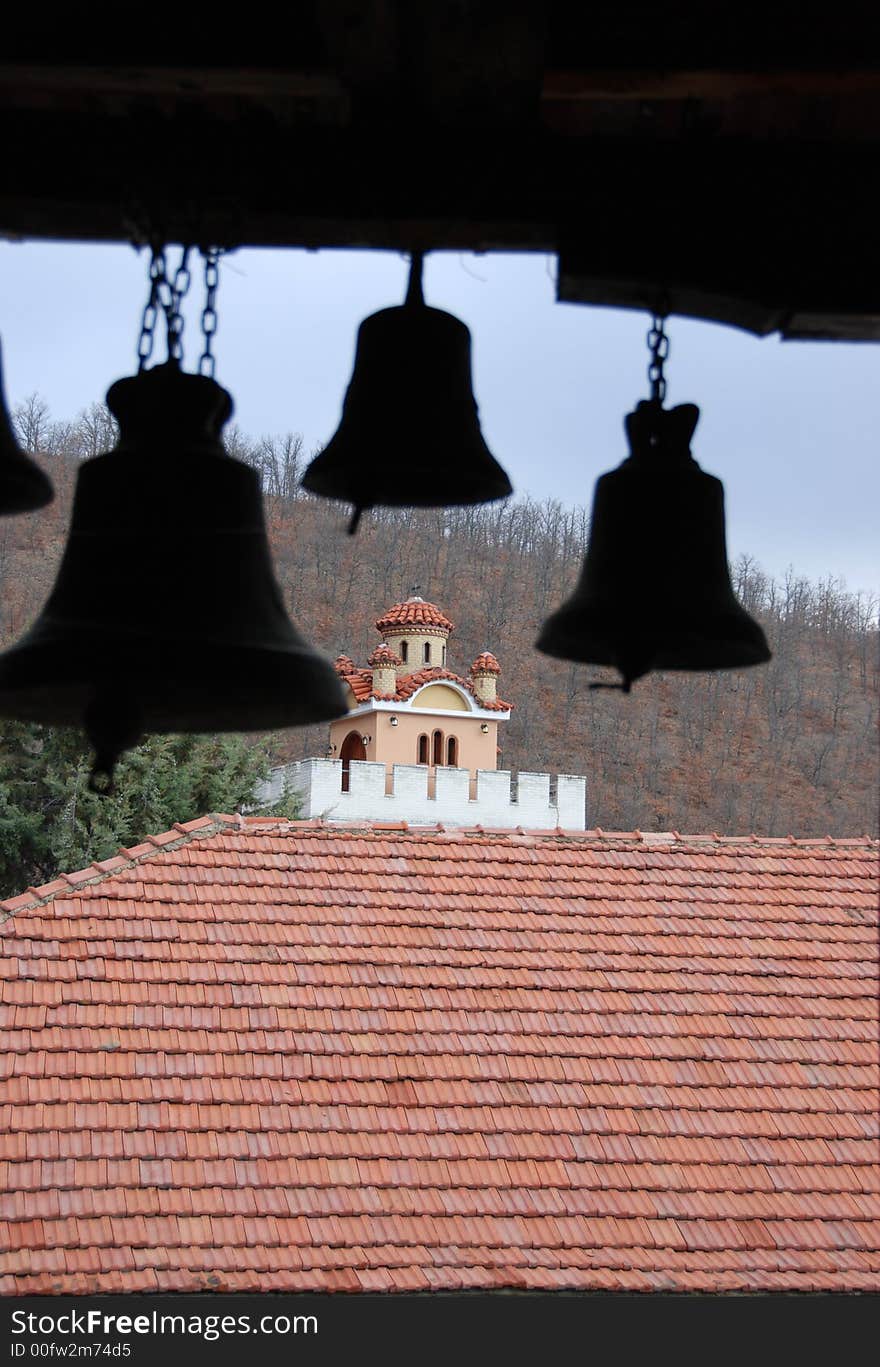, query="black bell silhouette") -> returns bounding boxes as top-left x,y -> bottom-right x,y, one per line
536,399 -> 771,690
0,339 -> 54,514
301,252 -> 512,532
0,362 -> 348,787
